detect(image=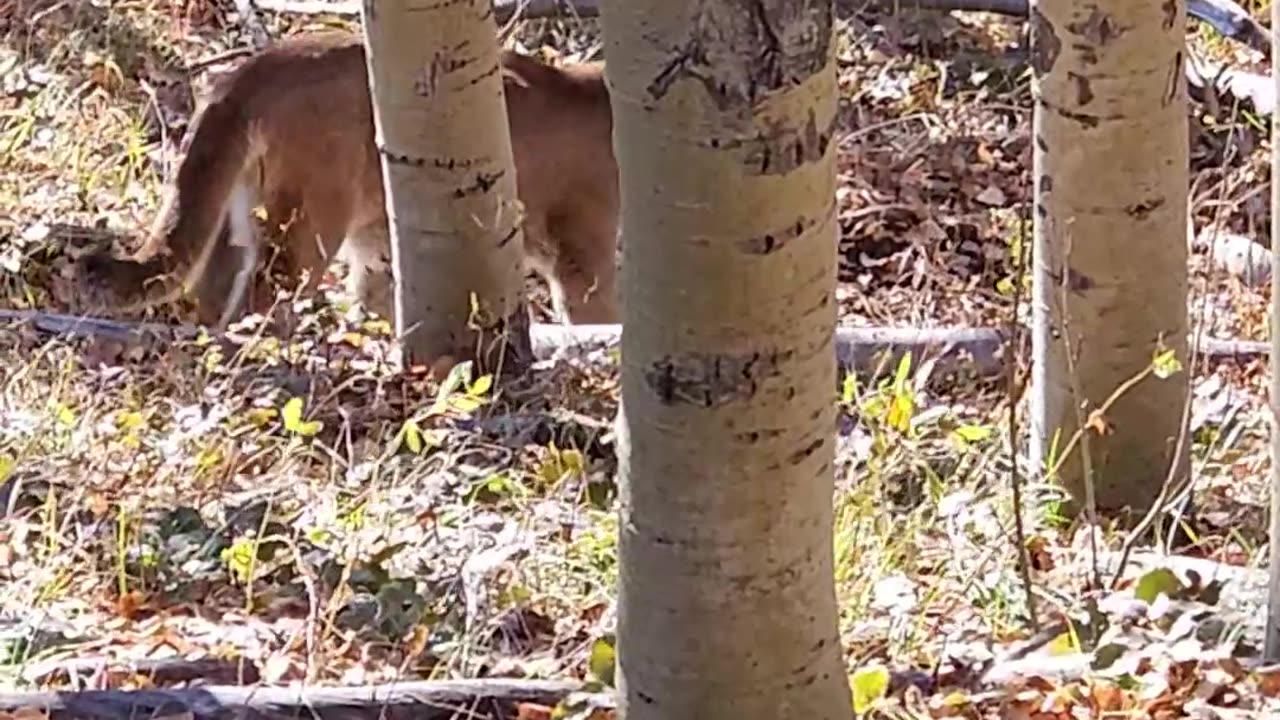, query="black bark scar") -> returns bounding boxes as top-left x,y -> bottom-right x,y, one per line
1125,196 -> 1165,219
738,214 -> 819,255
1069,71 -> 1093,105
452,169 -> 504,199
1164,50 -> 1182,106
705,108 -> 837,177
788,436 -> 824,464
645,349 -> 794,406
381,149 -> 427,167
646,0 -> 832,110
1048,266 -> 1096,293
1066,6 -> 1124,47
1030,8 -> 1061,76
